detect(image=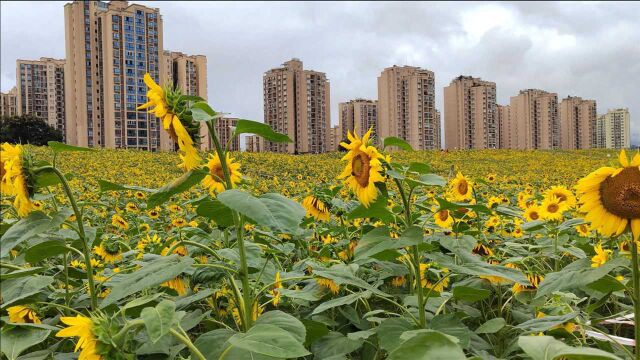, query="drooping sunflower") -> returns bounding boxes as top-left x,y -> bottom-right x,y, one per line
316,277 -> 340,294
576,150 -> 640,240
512,273 -> 544,294
338,129 -> 385,207
0,143 -> 36,217
202,152 -> 242,194
472,243 -> 494,257
111,214 -> 129,230
7,305 -> 40,324
56,315 -> 102,360
448,172 -> 473,201
302,195 -> 330,221
162,276 -> 188,296
93,239 -> 123,264
419,263 -> 450,292
540,195 -> 567,221
137,73 -> 201,171
544,186 -> 576,208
